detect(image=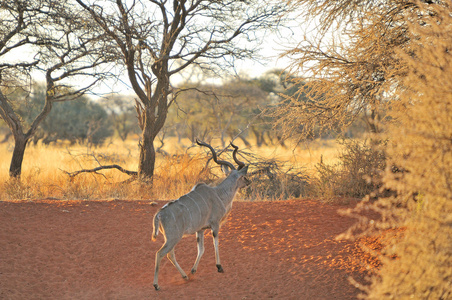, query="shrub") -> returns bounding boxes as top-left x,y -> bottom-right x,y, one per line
314,138 -> 386,199
243,158 -> 309,201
